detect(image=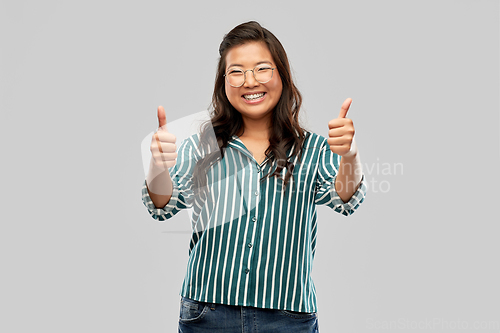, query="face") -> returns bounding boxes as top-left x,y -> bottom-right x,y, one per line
224,41 -> 283,124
